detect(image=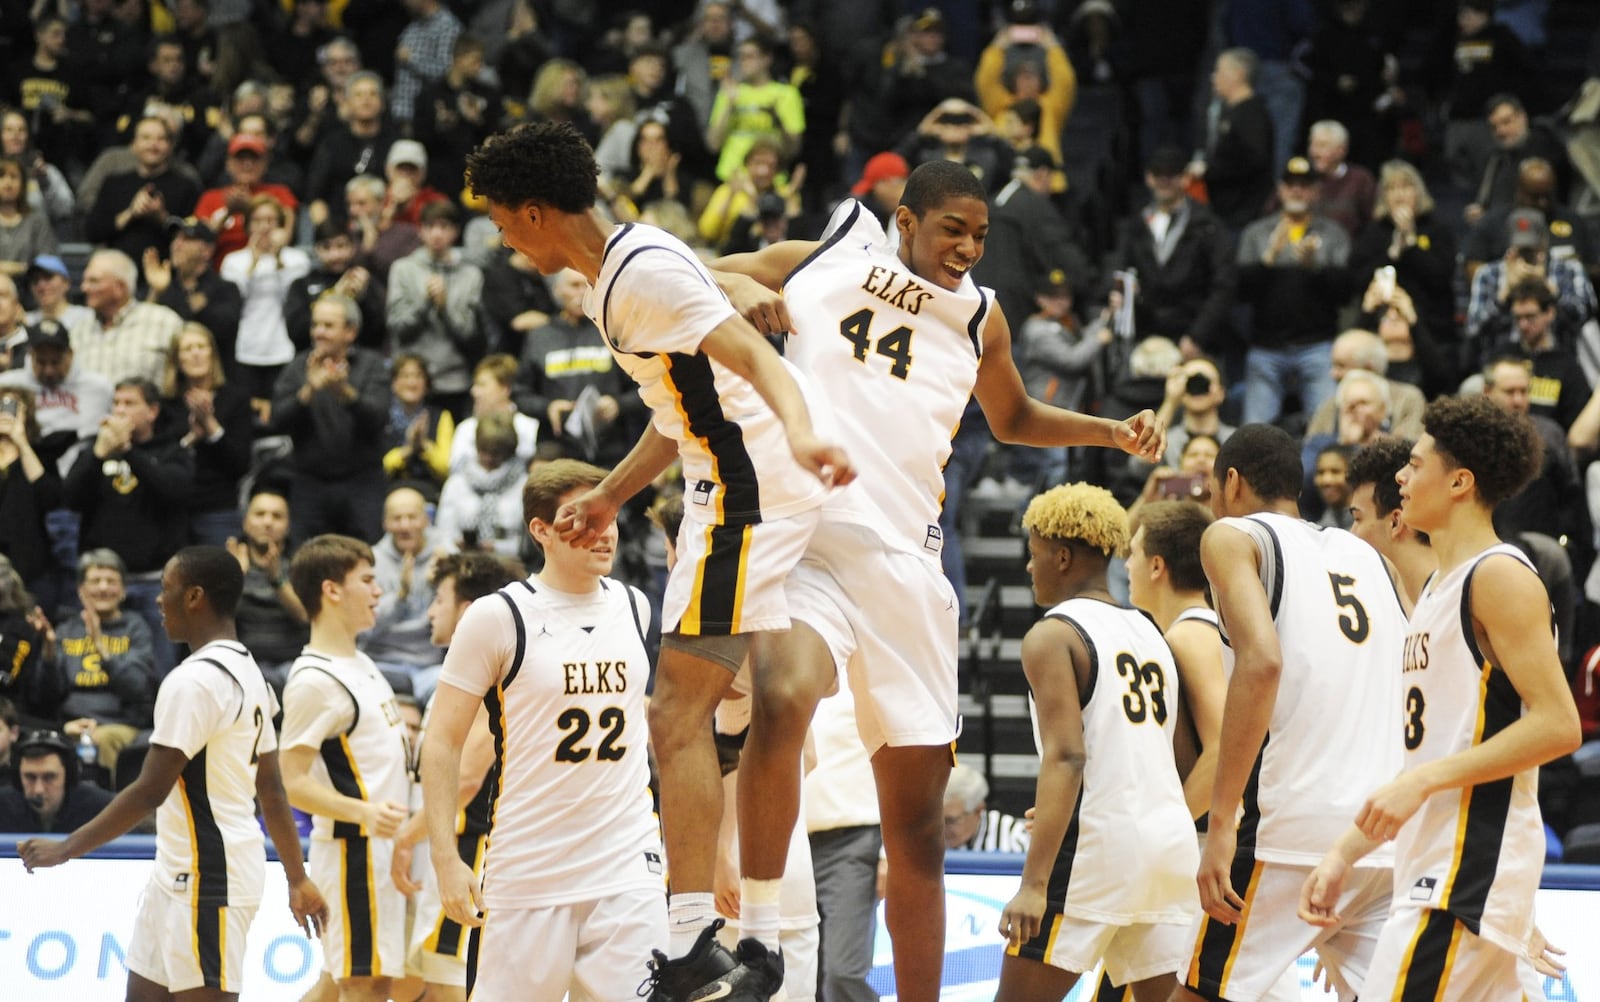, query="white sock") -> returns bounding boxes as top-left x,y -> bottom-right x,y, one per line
739,878 -> 783,952
668,892 -> 718,957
